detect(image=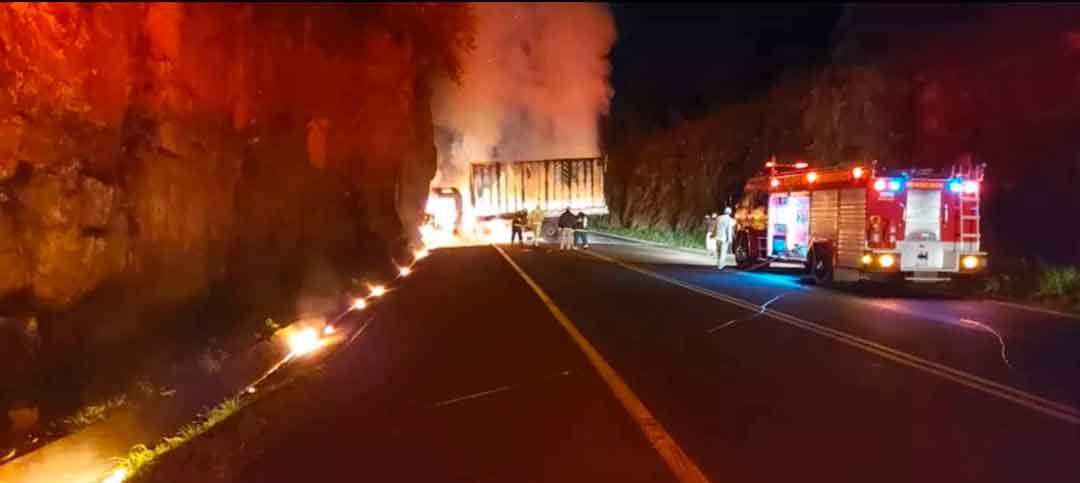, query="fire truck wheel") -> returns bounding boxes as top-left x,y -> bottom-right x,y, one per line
810,244 -> 834,285
734,233 -> 751,268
